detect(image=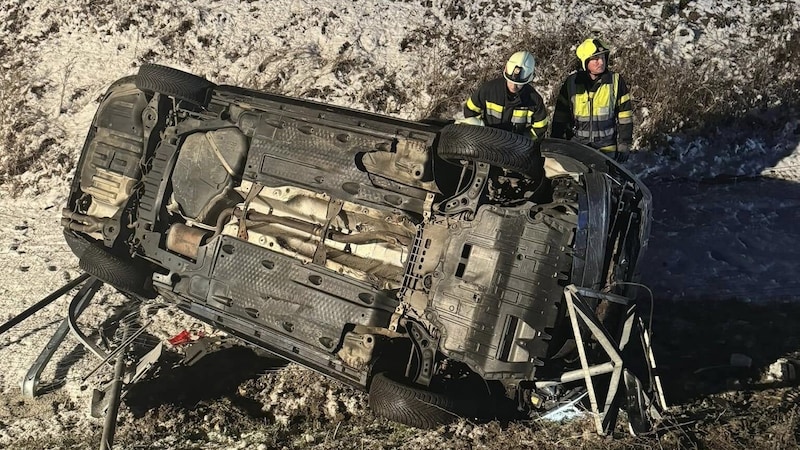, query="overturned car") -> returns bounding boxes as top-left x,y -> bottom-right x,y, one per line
63,64 -> 665,434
